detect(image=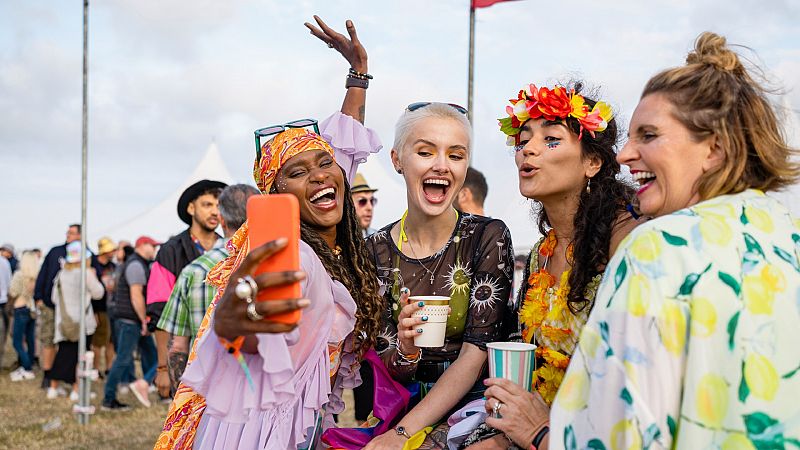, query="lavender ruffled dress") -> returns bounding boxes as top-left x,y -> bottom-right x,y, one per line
180,112 -> 381,449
